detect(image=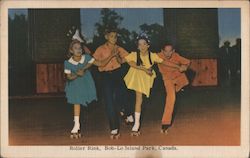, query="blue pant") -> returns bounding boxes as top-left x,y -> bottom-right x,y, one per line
101,68 -> 132,131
